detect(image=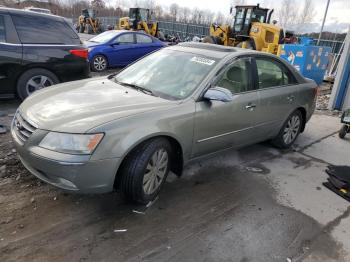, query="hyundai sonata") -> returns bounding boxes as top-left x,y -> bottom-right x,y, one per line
12,43 -> 317,204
